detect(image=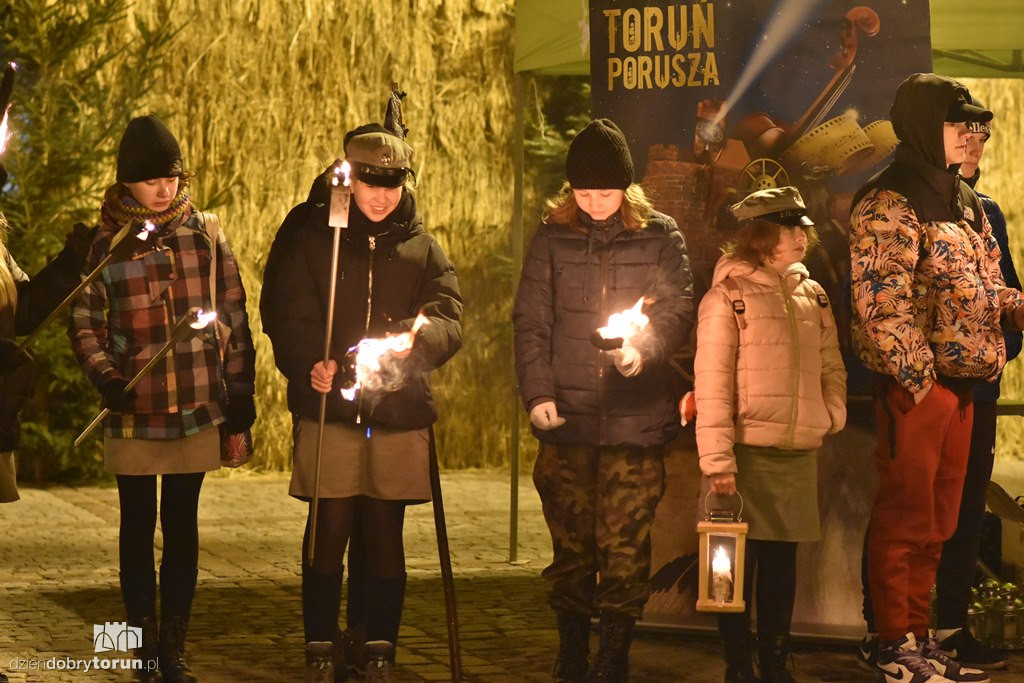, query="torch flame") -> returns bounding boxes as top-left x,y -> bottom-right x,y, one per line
331,160 -> 353,188
0,108 -> 9,157
596,298 -> 649,342
340,314 -> 430,401
190,309 -> 218,330
135,221 -> 157,241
